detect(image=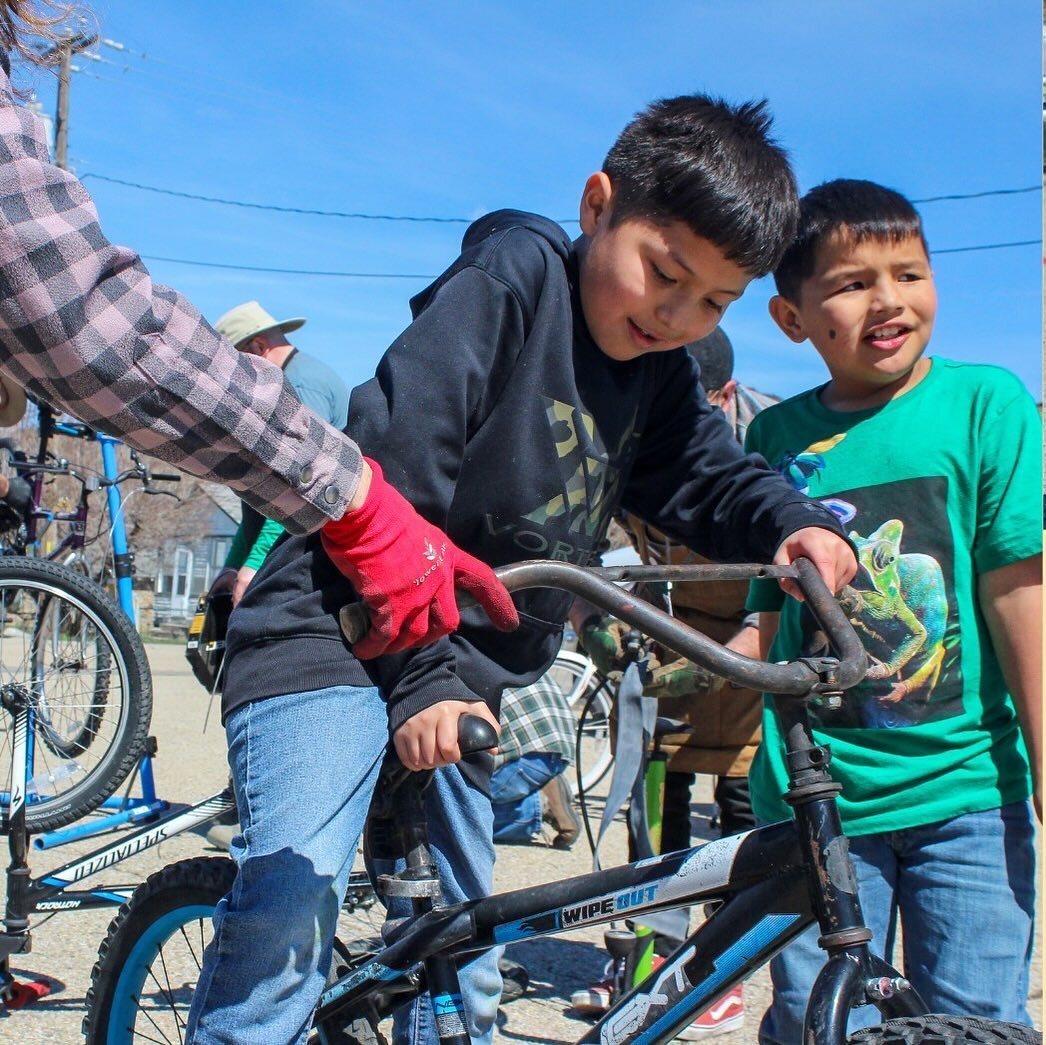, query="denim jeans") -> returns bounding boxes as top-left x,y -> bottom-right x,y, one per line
759,802 -> 1036,1044
186,685 -> 501,1045
490,752 -> 566,843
